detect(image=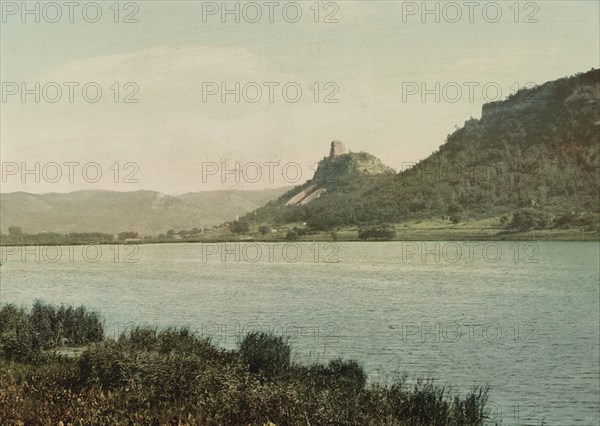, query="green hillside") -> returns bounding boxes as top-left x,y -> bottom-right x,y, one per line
240,69 -> 600,236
